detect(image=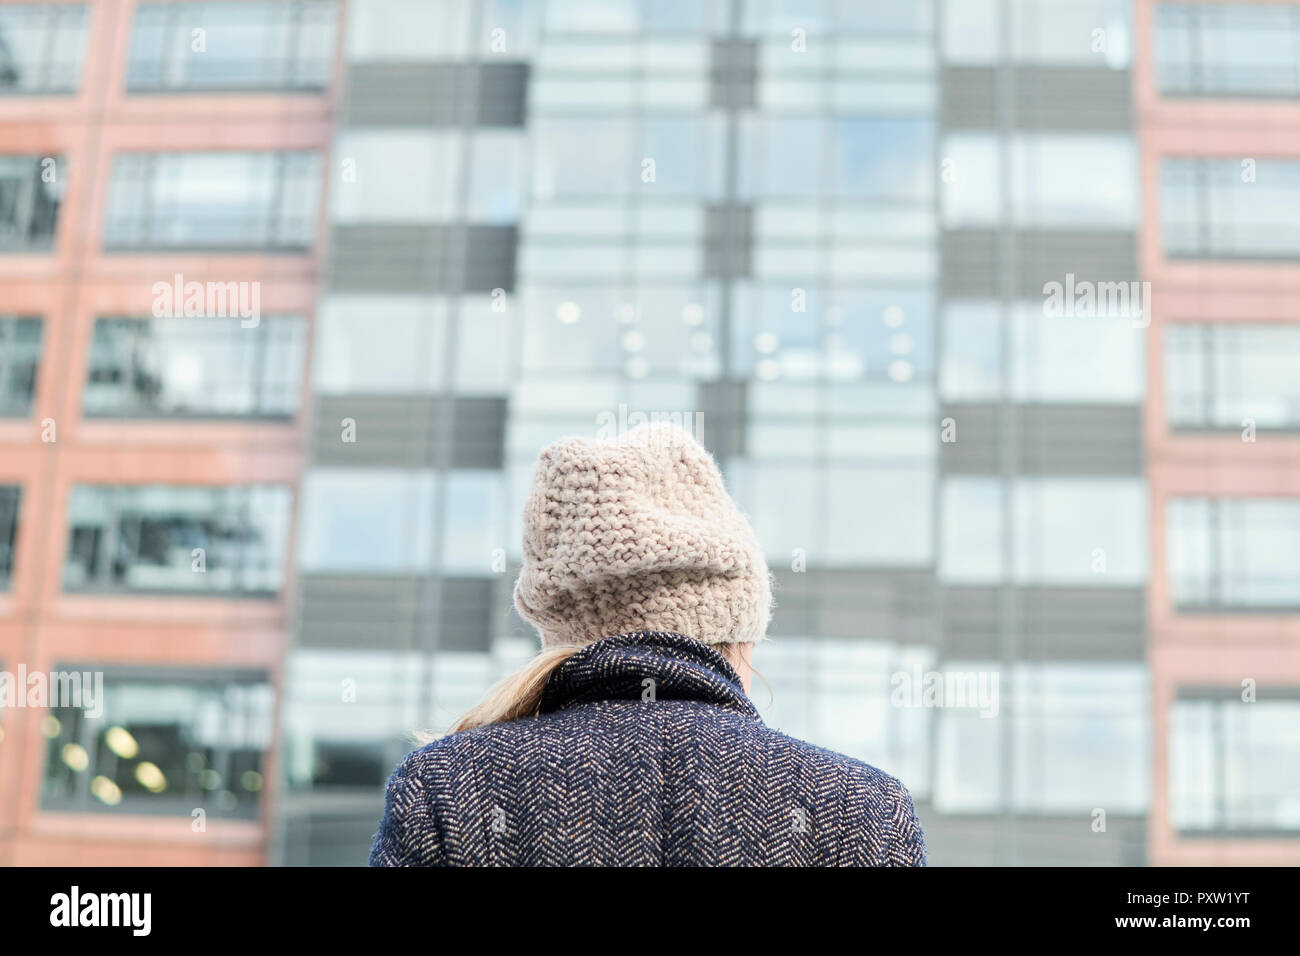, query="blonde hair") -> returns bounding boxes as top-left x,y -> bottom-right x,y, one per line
420,640 -> 760,743
416,644 -> 582,743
